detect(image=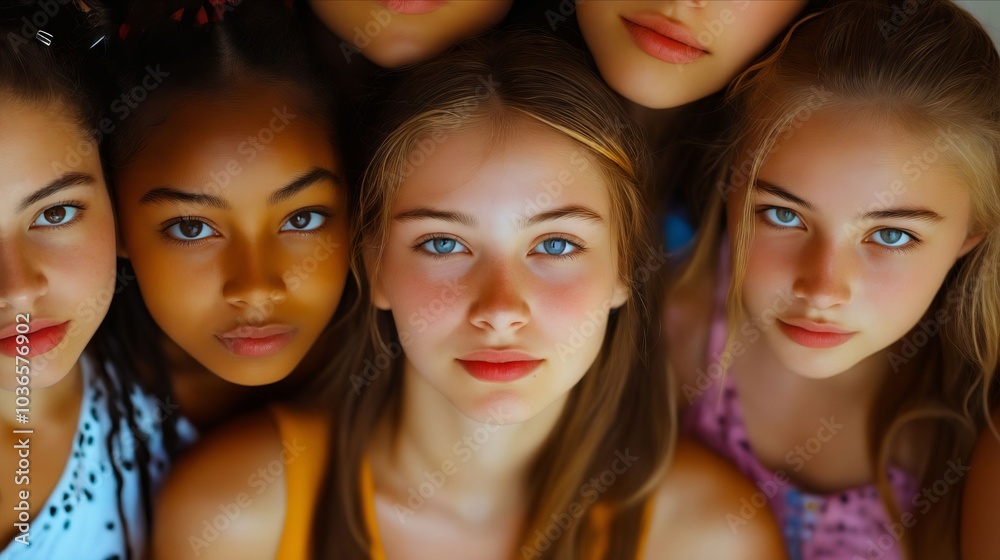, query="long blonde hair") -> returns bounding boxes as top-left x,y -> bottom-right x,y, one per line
679,2 -> 1000,558
312,31 -> 674,559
